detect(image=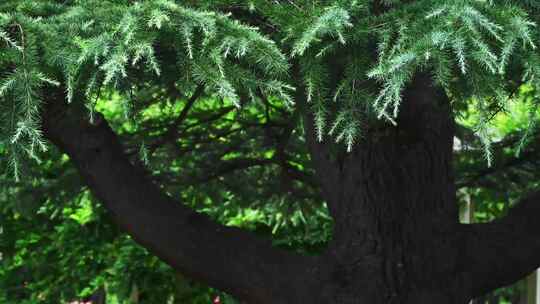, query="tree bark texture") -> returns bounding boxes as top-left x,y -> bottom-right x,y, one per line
41,73 -> 540,303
